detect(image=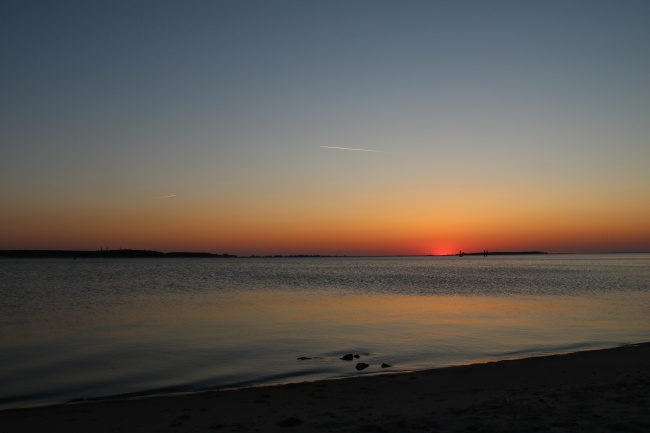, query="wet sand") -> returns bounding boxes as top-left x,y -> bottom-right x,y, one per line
2,343 -> 649,432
